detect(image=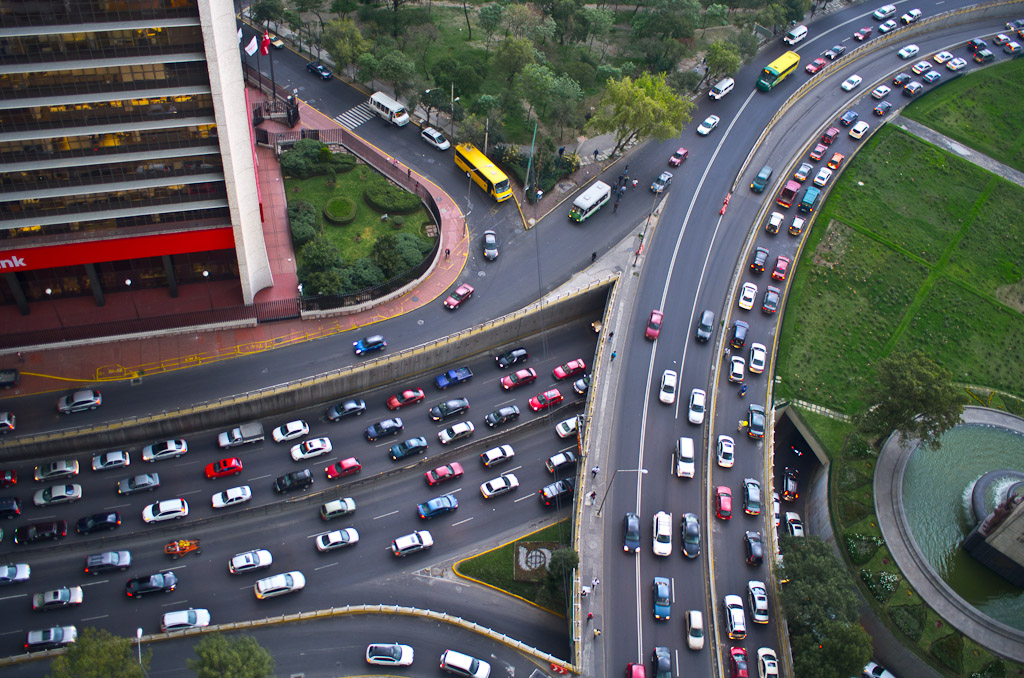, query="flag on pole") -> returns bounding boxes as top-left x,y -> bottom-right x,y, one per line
260,30 -> 271,56
244,35 -> 259,56
238,28 -> 243,44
